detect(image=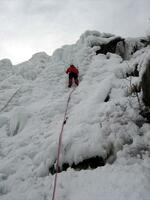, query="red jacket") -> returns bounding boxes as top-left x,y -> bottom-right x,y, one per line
66,65 -> 79,74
